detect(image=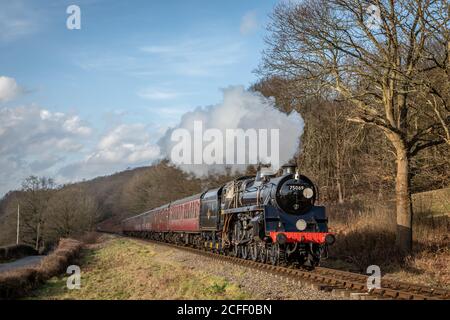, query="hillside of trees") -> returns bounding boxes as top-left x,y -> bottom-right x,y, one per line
0,161 -> 243,247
